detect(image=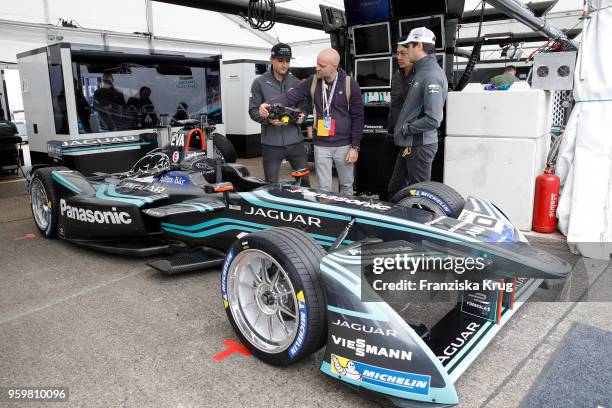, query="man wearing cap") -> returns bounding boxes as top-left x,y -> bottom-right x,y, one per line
259,48 -> 364,196
388,27 -> 448,198
248,43 -> 311,185
376,34 -> 415,201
